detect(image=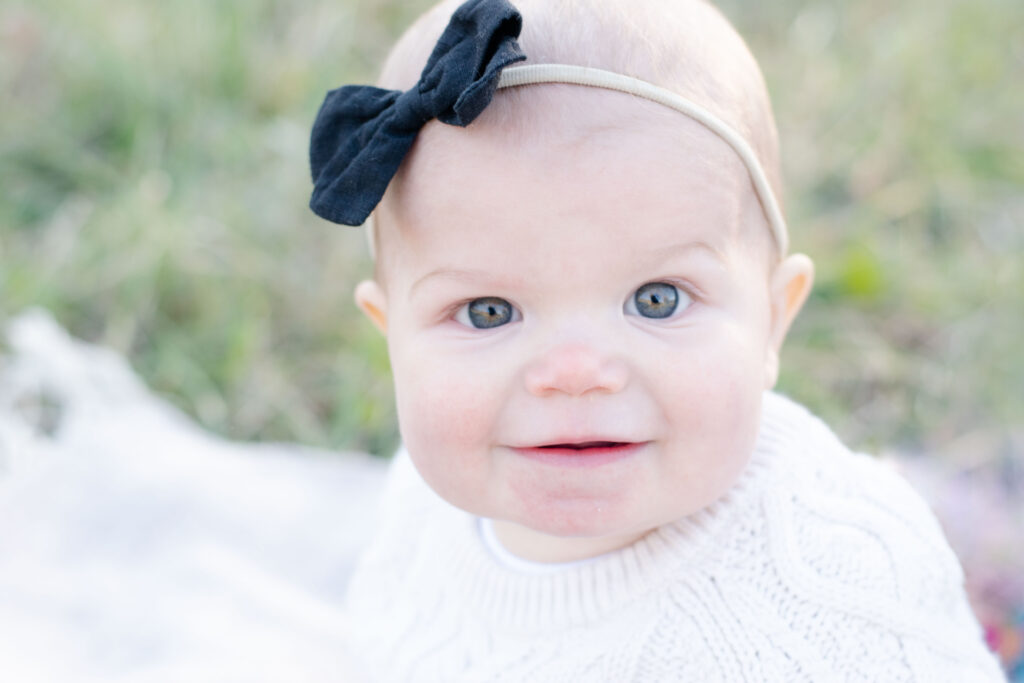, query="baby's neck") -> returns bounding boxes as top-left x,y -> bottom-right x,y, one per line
489,519 -> 651,564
